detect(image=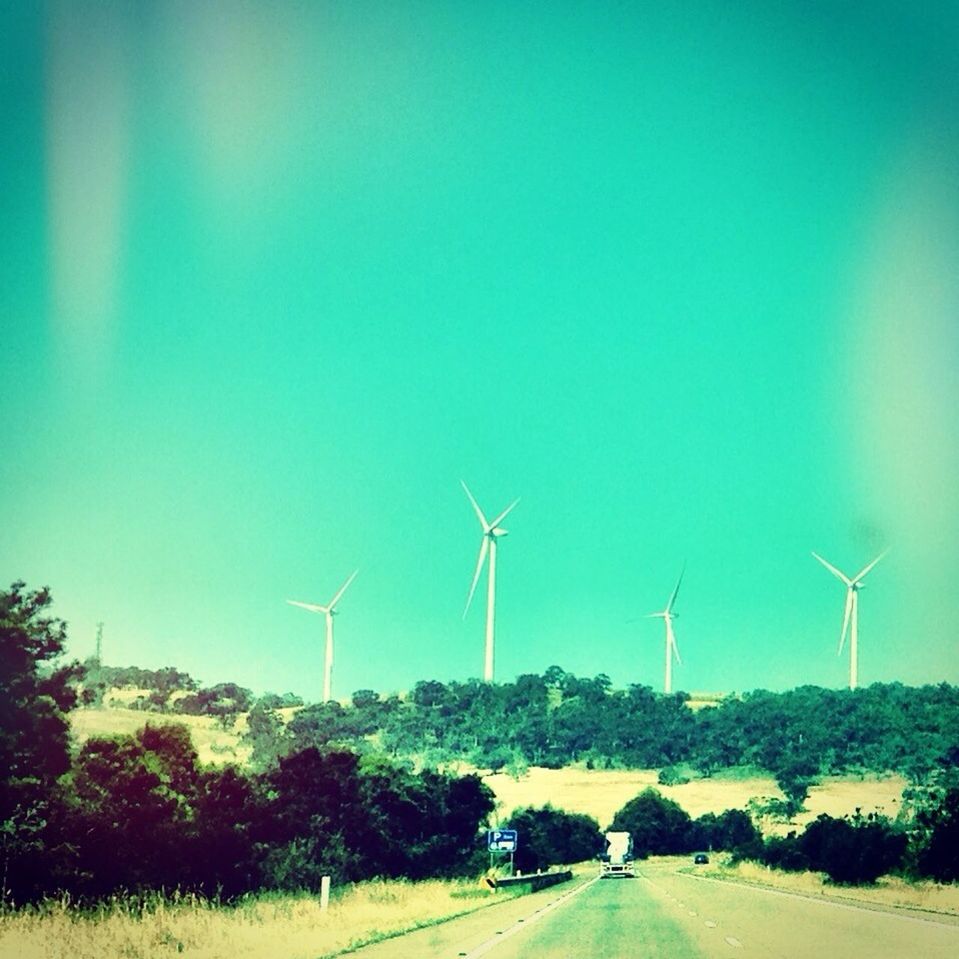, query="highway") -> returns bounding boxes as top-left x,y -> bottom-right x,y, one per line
347,858 -> 959,959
